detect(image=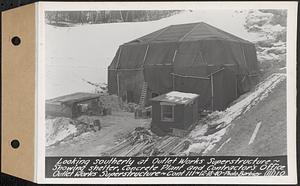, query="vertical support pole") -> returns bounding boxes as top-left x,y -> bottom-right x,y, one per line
211,75 -> 214,111
142,44 -> 149,67
117,72 -> 120,97
172,49 -> 177,63
236,76 -> 238,98
116,46 -> 122,98
241,45 -> 248,69
172,74 -> 175,91
171,49 -> 177,91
